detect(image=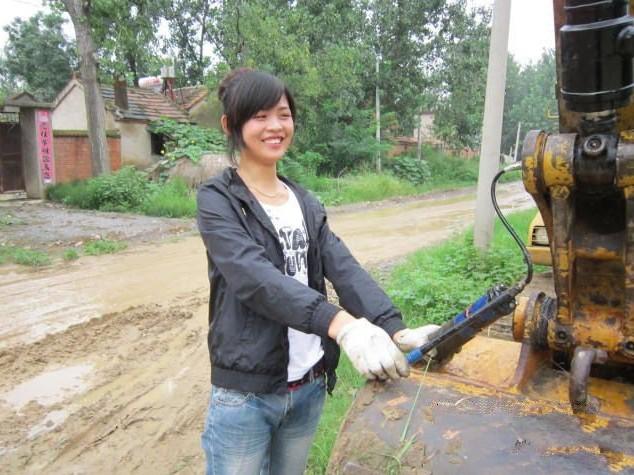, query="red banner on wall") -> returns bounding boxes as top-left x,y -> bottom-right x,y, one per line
36,109 -> 55,184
